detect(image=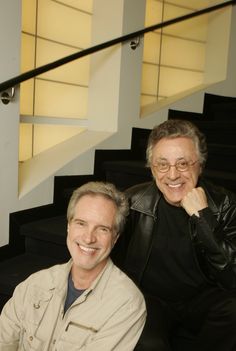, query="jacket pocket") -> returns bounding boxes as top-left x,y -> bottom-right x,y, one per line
22,286 -> 52,326
56,321 -> 98,350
